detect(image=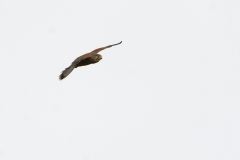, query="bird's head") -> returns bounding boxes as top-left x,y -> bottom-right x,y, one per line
94,54 -> 102,62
